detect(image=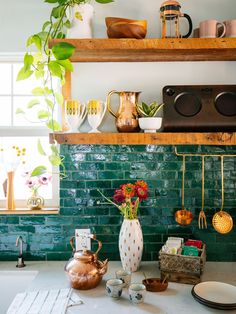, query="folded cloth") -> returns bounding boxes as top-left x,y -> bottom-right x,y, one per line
7,288 -> 83,314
